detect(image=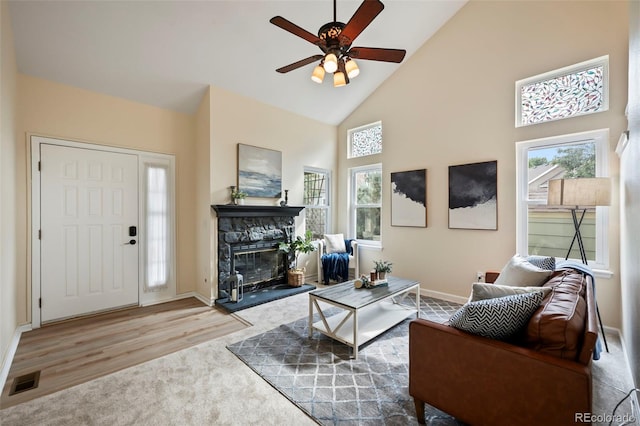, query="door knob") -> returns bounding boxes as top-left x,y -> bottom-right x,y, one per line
124,240 -> 137,245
